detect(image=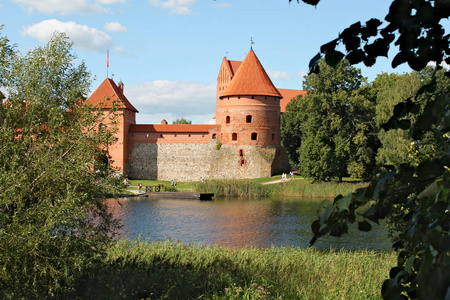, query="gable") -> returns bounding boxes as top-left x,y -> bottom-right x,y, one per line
87,78 -> 138,112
